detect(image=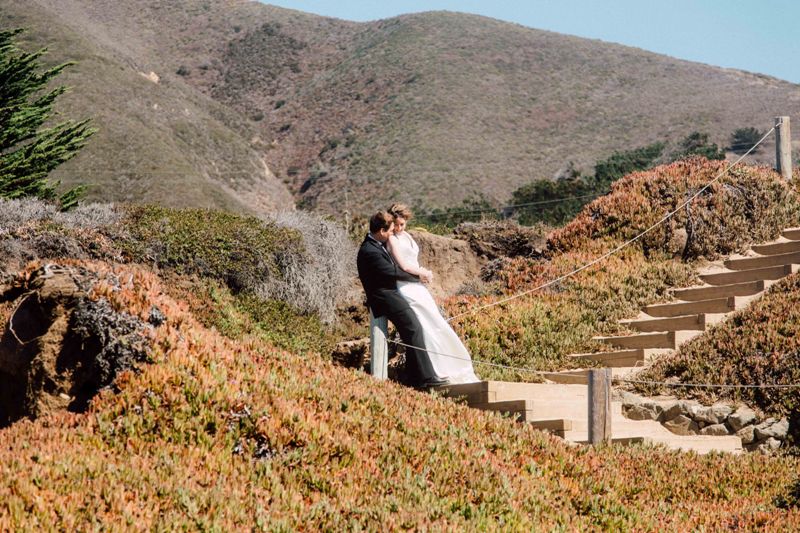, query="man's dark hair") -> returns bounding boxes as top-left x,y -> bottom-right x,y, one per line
369,211 -> 393,233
